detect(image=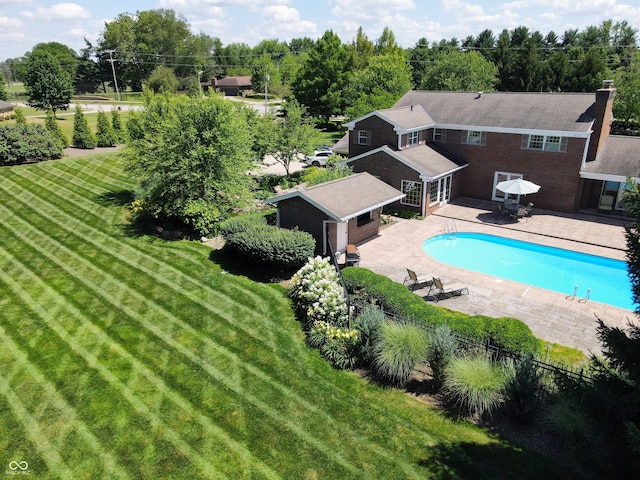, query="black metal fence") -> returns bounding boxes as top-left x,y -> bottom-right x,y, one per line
350,299 -> 592,384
